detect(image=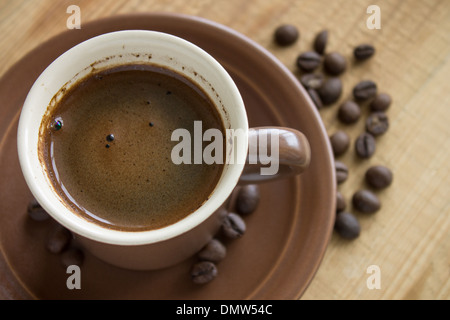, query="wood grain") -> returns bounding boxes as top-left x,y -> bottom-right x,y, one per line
0,0 -> 449,300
